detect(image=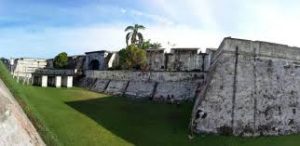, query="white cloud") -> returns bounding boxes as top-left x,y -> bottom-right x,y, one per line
3,0 -> 300,58
232,0 -> 300,46
145,24 -> 224,52
128,9 -> 174,26
145,0 -> 300,47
